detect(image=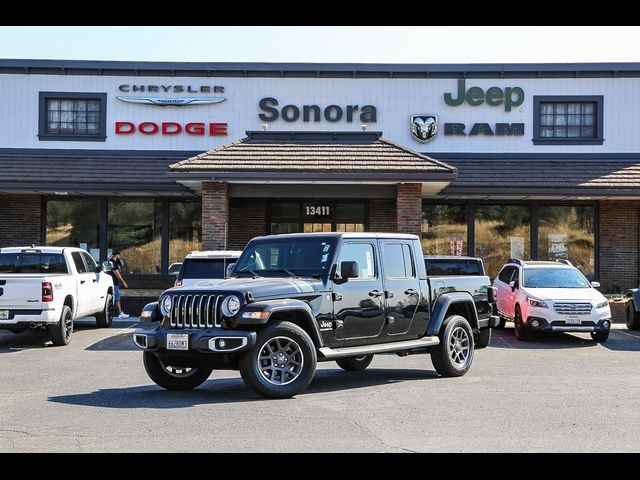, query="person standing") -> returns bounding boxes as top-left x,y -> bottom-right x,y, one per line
108,250 -> 129,319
